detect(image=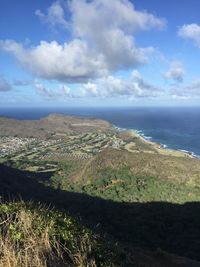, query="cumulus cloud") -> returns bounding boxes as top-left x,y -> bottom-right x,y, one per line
35,1 -> 68,29
178,23 -> 200,47
33,70 -> 161,100
70,0 -> 165,34
0,39 -> 107,83
80,70 -> 161,98
70,0 -> 165,70
163,61 -> 184,82
0,0 -> 165,83
0,77 -> 12,92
